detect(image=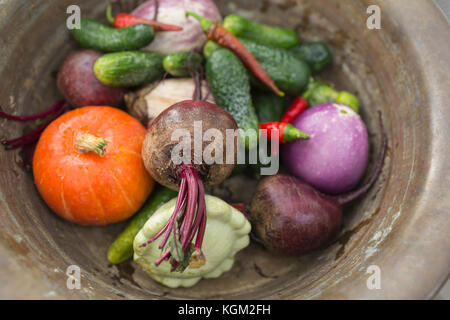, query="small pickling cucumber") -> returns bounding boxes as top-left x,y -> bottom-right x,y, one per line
206,48 -> 259,149
302,80 -> 360,112
203,41 -> 220,59
94,51 -> 165,87
302,80 -> 339,107
162,52 -> 203,77
107,187 -> 177,265
252,91 -> 286,123
71,18 -> 154,52
239,38 -> 311,95
223,14 -> 299,49
289,42 -> 333,74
